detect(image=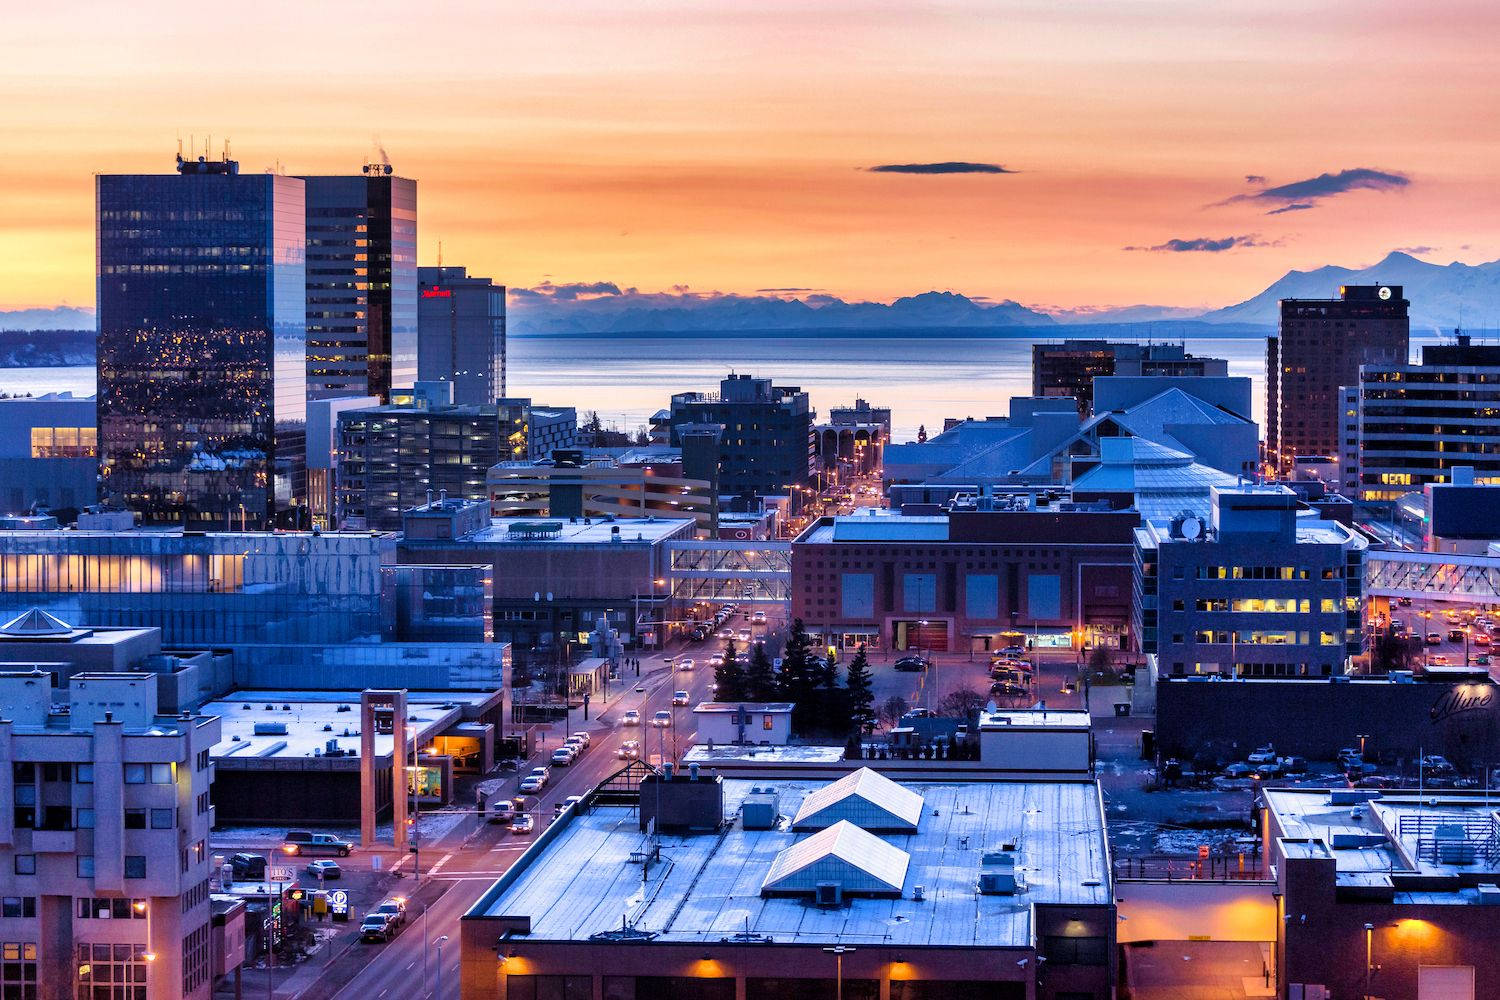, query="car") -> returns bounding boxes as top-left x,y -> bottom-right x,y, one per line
361,914 -> 394,942
623,710 -> 641,726
1429,654 -> 1451,666
1448,628 -> 1466,642
488,798 -> 517,823
752,611 -> 766,625
519,768 -> 548,793
372,898 -> 407,927
305,859 -> 342,881
617,739 -> 641,759
1397,596 -> 1413,606
551,746 -> 577,766
1222,763 -> 1252,779
1253,762 -> 1282,779
1427,632 -> 1443,645
893,656 -> 929,672
1000,645 -> 1025,657
1422,754 -> 1456,774
509,814 -> 535,835
708,652 -> 725,667
282,830 -> 352,857
553,795 -> 584,818
672,690 -> 690,706
570,731 -> 592,748
651,710 -> 673,727
1476,633 -> 1491,646
738,629 -> 752,642
228,853 -> 267,879
677,658 -> 695,671
1247,746 -> 1277,765
718,629 -> 734,640
1280,756 -> 1309,775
